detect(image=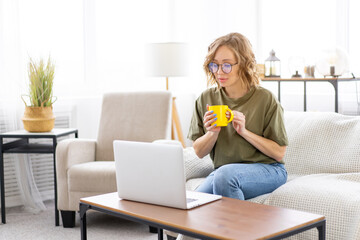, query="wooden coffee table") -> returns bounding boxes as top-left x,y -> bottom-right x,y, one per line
79,192 -> 325,240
